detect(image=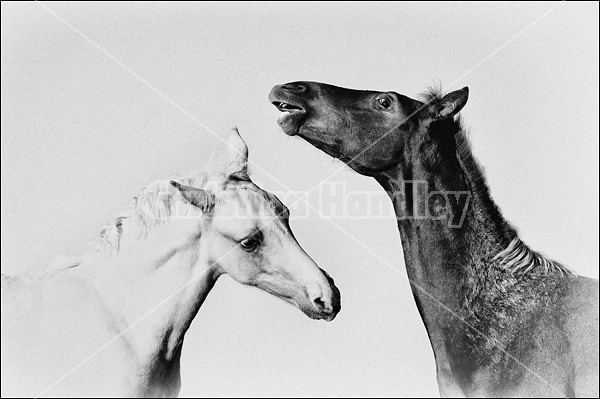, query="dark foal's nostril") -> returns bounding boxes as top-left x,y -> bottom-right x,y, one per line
281,83 -> 308,94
